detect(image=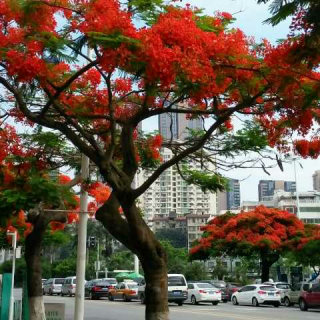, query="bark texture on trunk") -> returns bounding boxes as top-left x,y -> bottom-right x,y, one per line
96,194 -> 170,320
28,297 -> 46,320
25,206 -> 67,320
25,221 -> 47,320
